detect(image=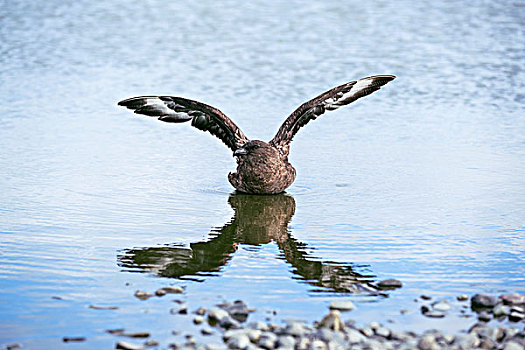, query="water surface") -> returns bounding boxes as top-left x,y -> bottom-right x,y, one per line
1,0 -> 524,348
